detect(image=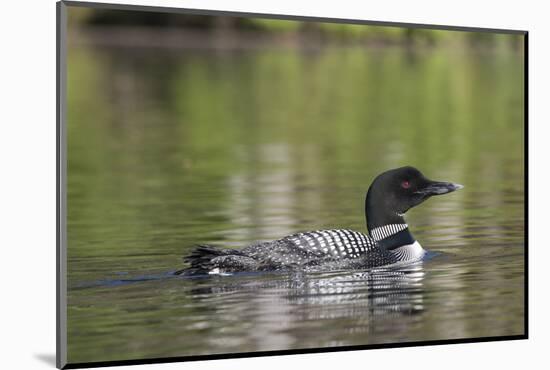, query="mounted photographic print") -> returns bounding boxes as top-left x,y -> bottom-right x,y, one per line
57,1 -> 527,368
